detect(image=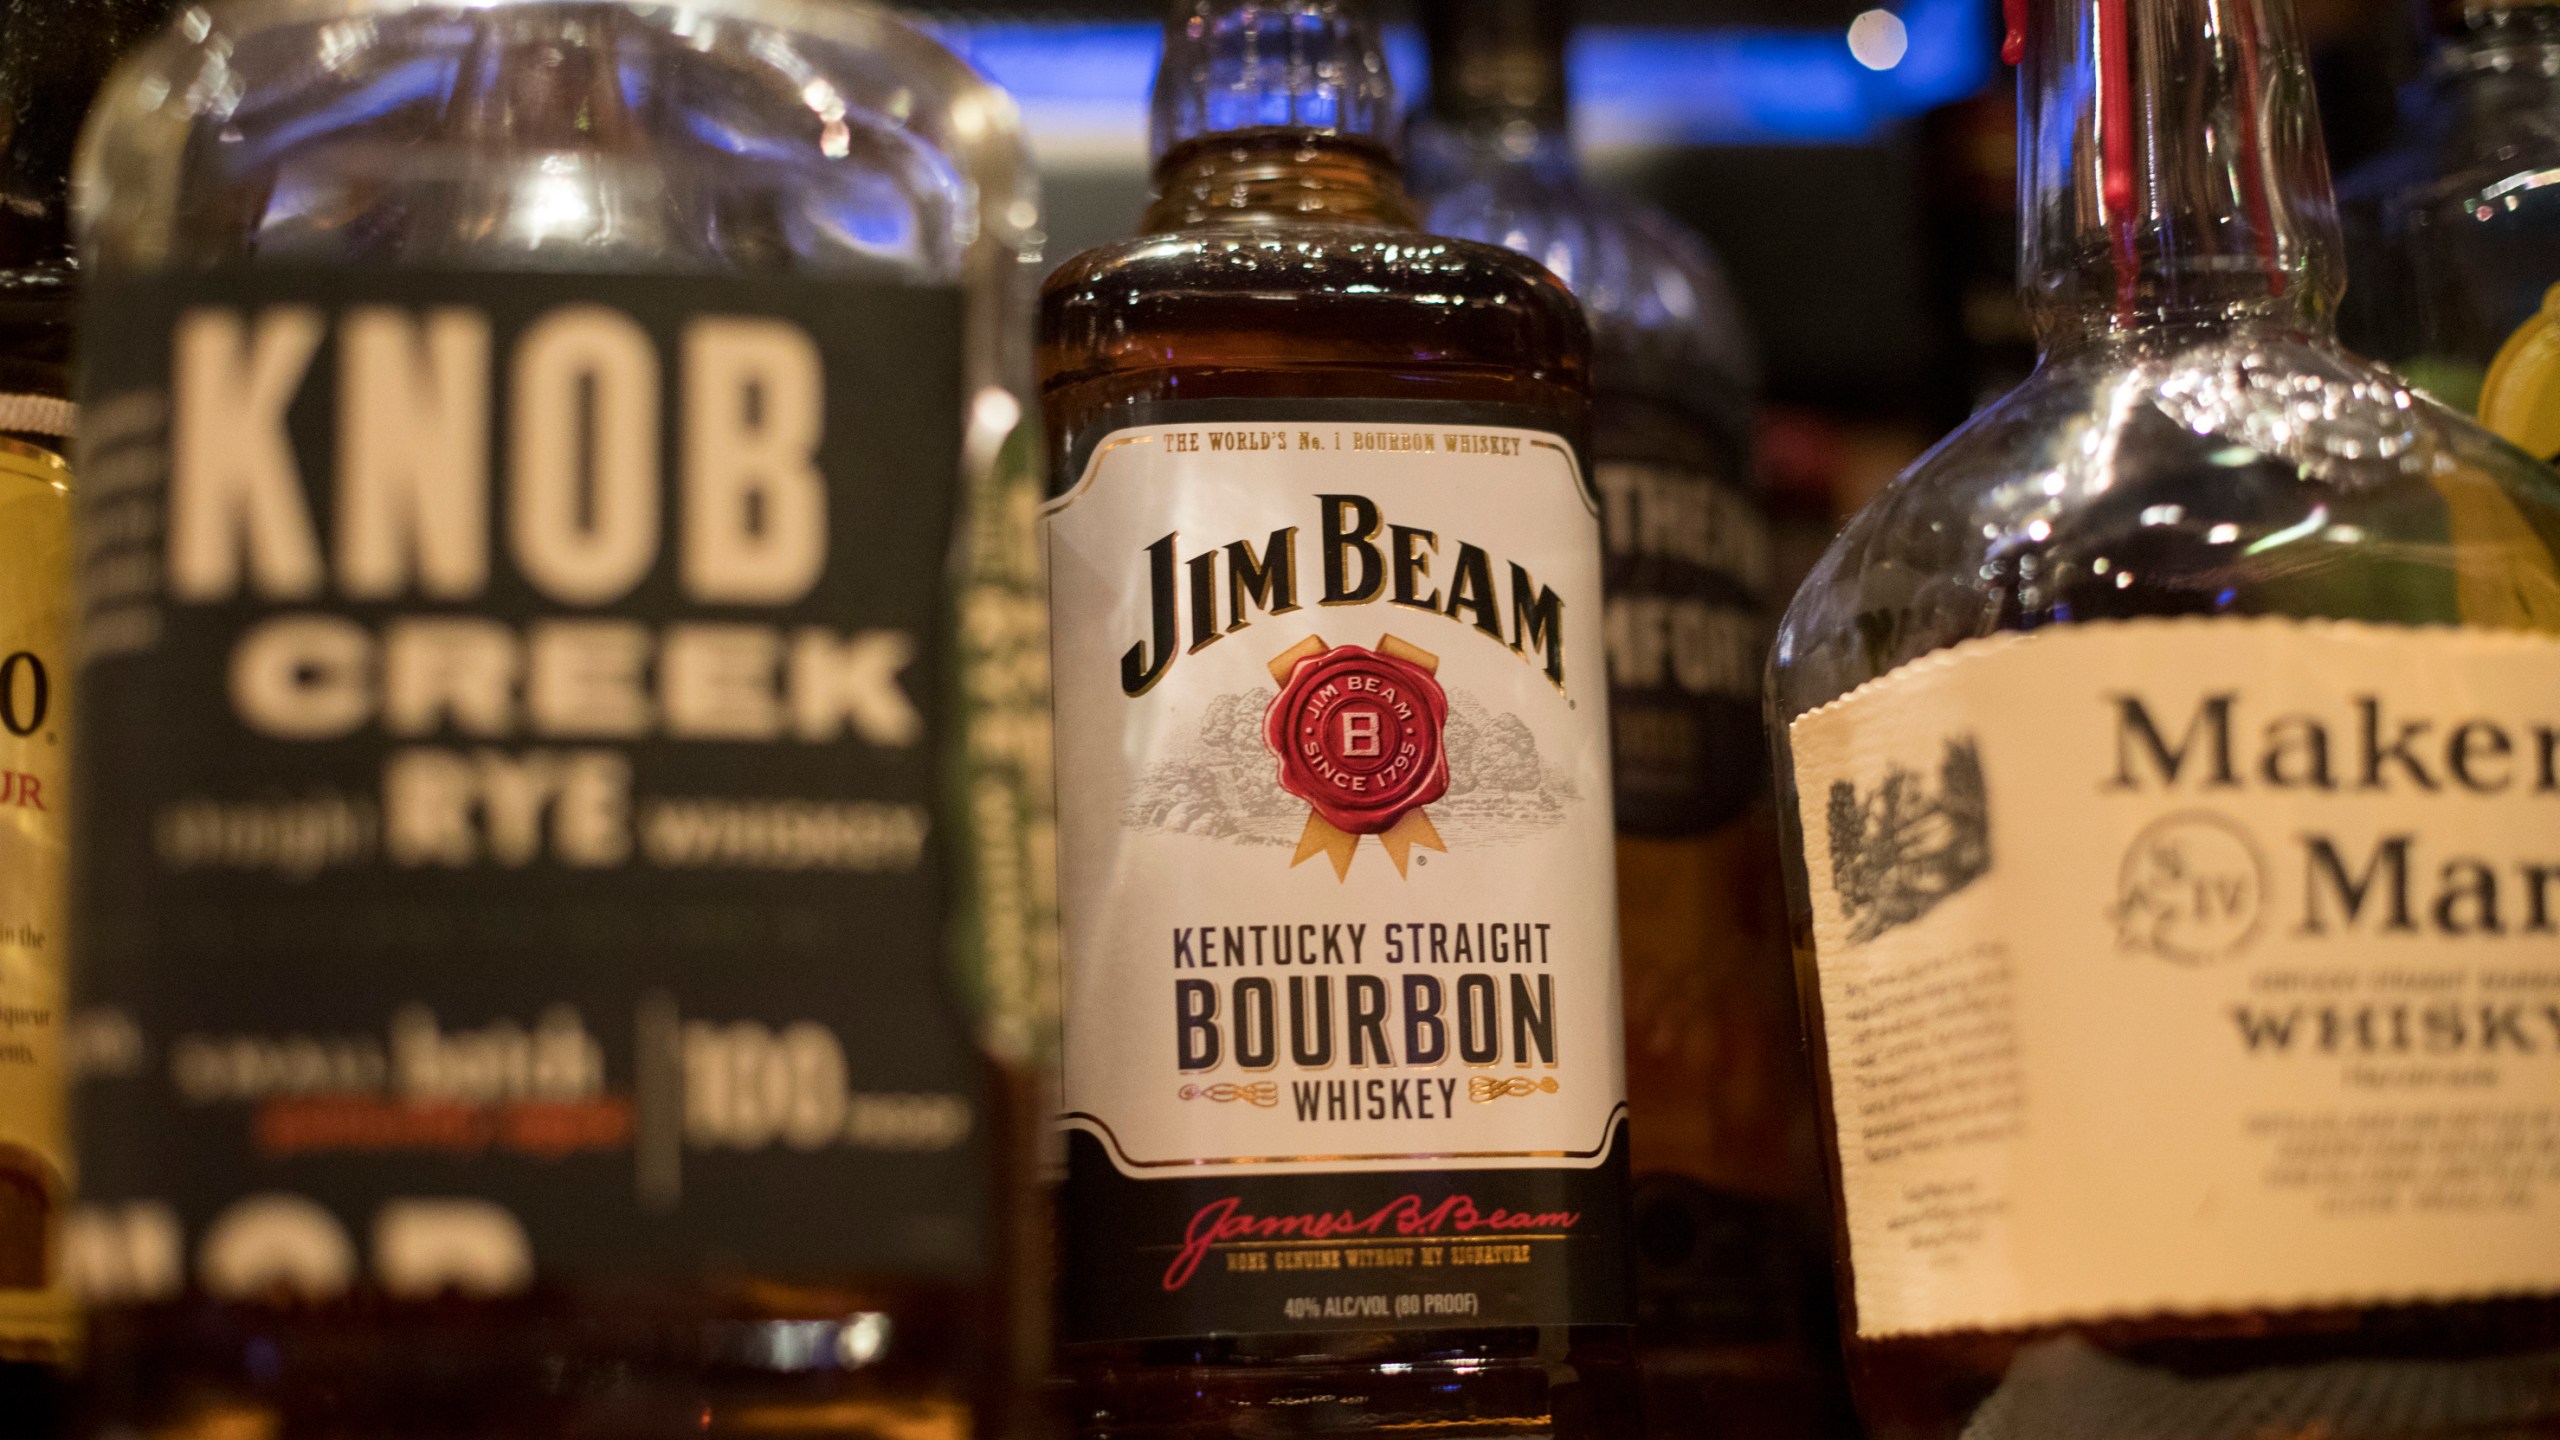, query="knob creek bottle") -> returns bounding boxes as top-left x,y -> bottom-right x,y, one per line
64,0 -> 1054,1434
